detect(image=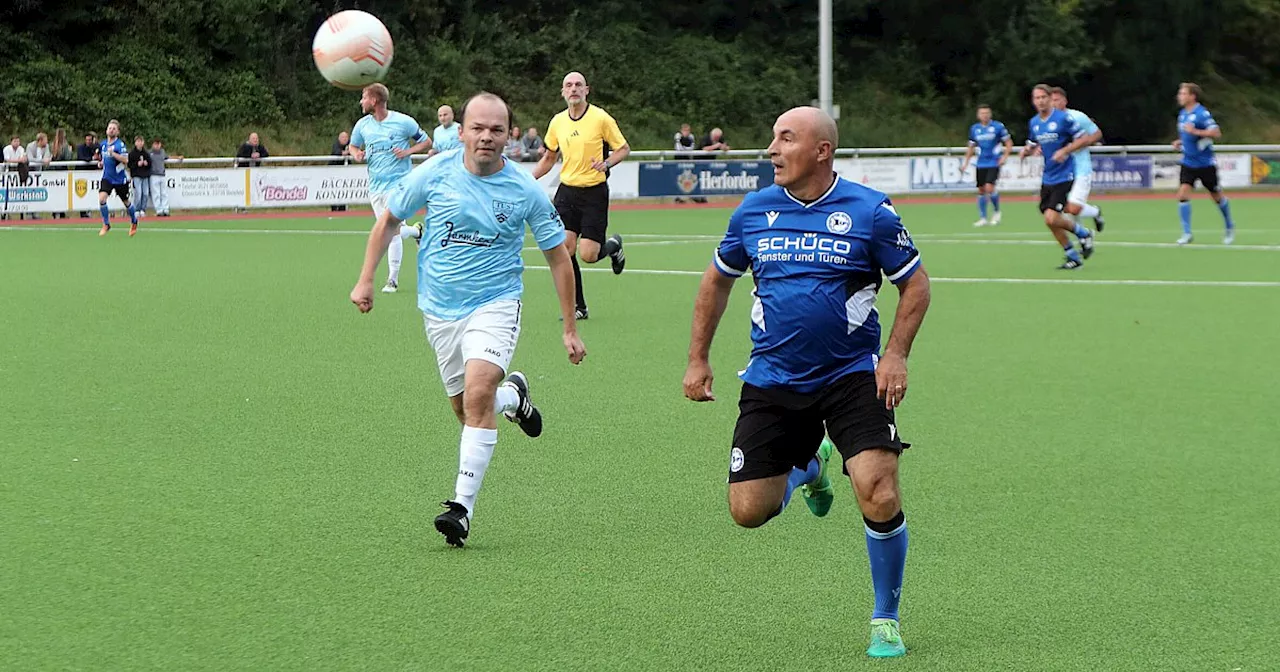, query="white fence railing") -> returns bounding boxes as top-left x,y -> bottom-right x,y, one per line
3,145 -> 1278,214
